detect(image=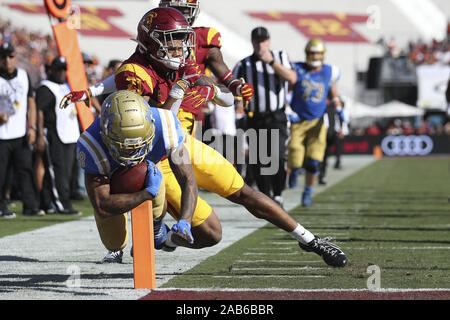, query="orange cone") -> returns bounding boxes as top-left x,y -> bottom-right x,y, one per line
373,145 -> 383,159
